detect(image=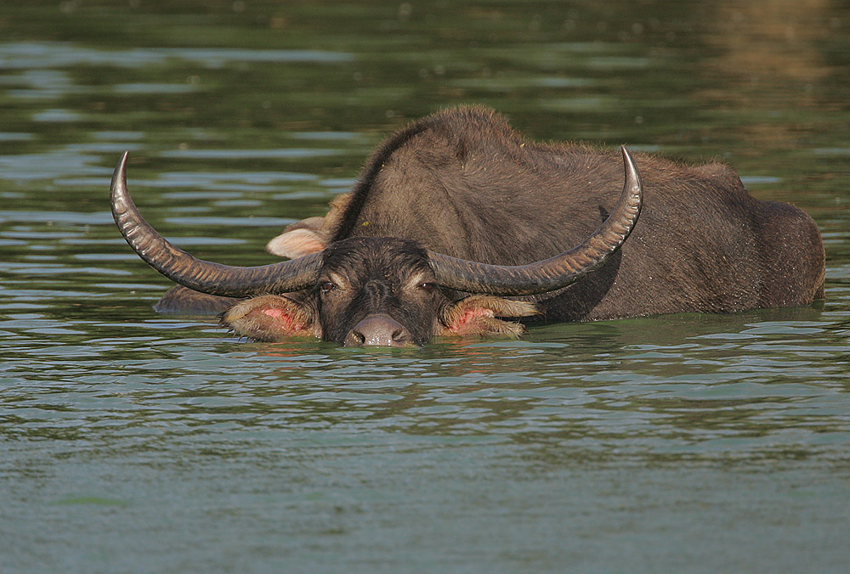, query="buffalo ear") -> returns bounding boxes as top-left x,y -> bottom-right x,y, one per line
266,193 -> 353,259
438,295 -> 539,338
266,226 -> 327,259
221,295 -> 318,341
